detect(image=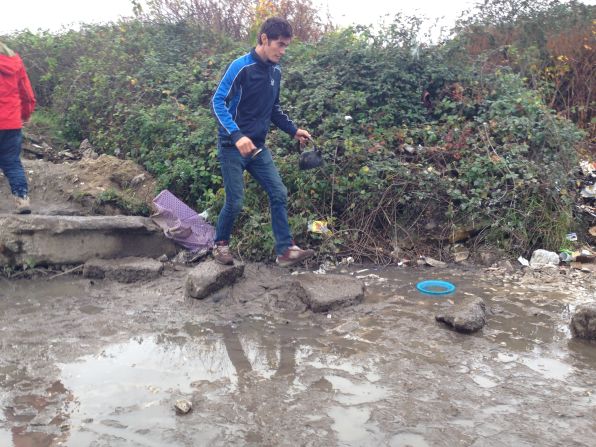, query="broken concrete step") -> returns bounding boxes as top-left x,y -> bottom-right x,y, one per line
185,261 -> 245,300
83,257 -> 164,283
0,214 -> 177,267
294,273 -> 365,313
